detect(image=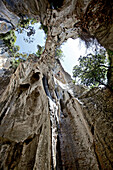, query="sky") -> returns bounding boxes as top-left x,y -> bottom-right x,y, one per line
15,22 -> 90,77
15,23 -> 46,54
61,38 -> 87,77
